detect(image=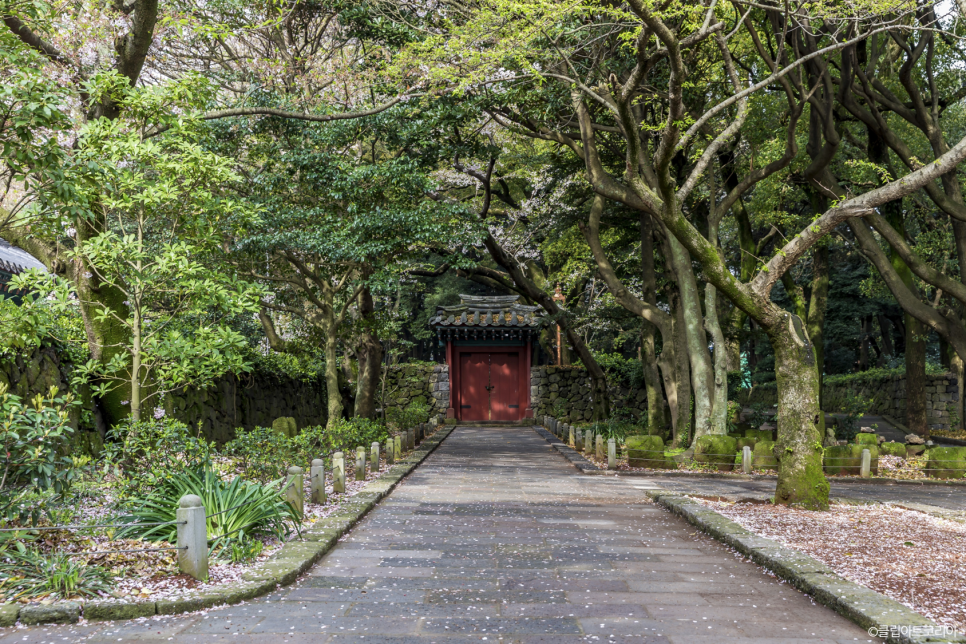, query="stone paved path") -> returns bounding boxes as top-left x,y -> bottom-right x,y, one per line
1,426 -> 875,643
